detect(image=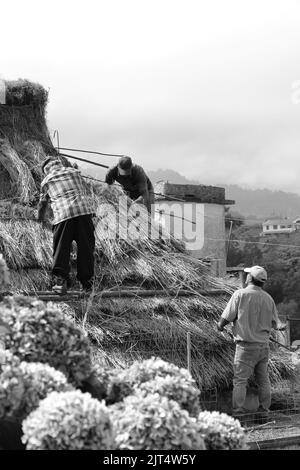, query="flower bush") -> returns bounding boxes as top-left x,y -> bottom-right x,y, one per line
109,391 -> 206,450
0,295 -> 93,385
0,351 -> 24,418
92,364 -> 134,404
118,357 -> 199,388
106,373 -> 134,404
0,354 -> 73,420
22,390 -> 115,450
197,411 -> 247,450
18,362 -> 73,420
137,375 -> 200,417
